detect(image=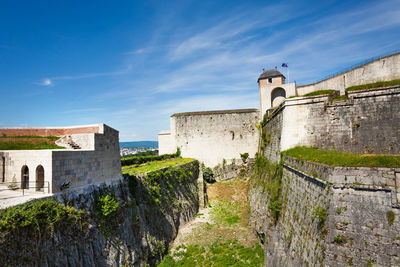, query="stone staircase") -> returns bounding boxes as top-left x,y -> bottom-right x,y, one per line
56,136 -> 82,150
